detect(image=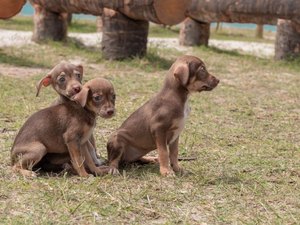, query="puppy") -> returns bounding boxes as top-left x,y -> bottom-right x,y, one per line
107,55 -> 219,176
11,78 -> 116,177
36,62 -> 105,169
